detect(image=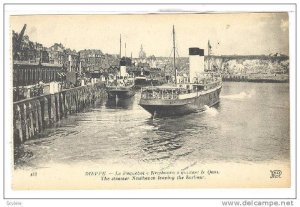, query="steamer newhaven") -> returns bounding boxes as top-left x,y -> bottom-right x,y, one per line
139,26 -> 222,117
